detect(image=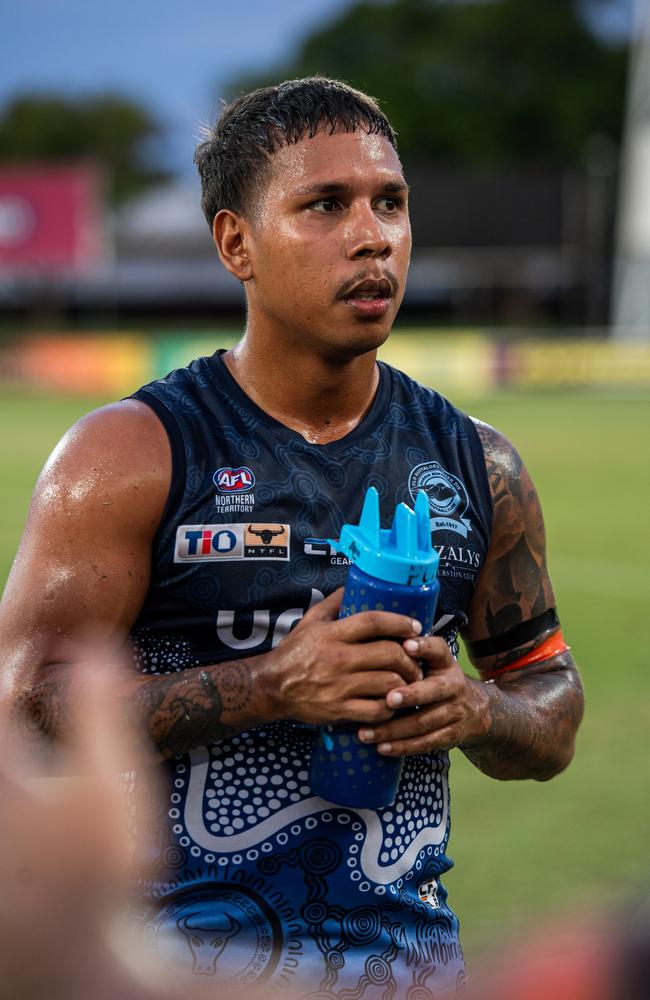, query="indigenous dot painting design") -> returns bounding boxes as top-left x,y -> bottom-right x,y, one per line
177,723 -> 449,886
131,627 -> 198,674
